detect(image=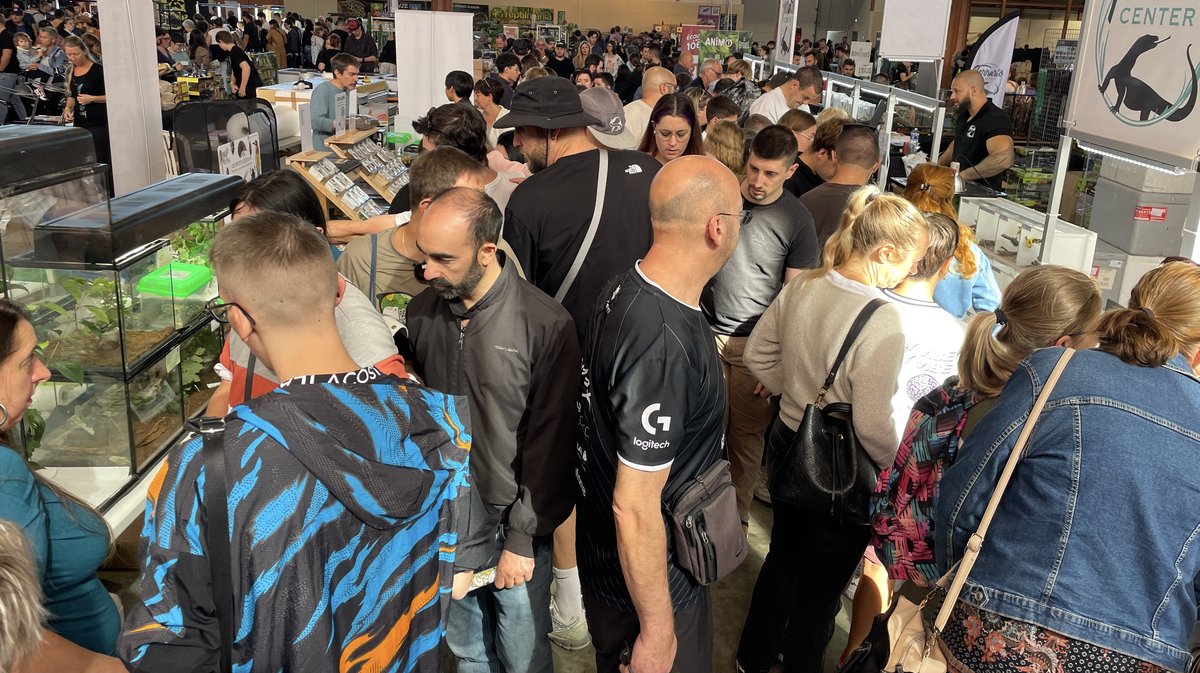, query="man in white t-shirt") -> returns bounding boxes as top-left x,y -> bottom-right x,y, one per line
747,65 -> 824,123
882,212 -> 967,440
623,66 -> 676,141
